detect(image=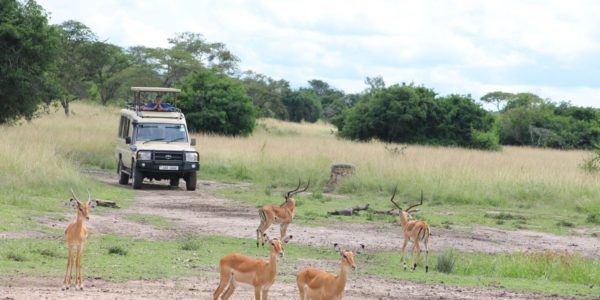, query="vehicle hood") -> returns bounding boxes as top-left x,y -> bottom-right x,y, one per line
134,142 -> 197,152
